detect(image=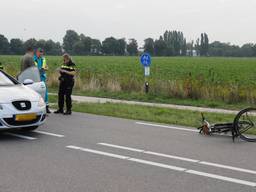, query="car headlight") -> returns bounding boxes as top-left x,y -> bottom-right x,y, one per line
38,97 -> 46,108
